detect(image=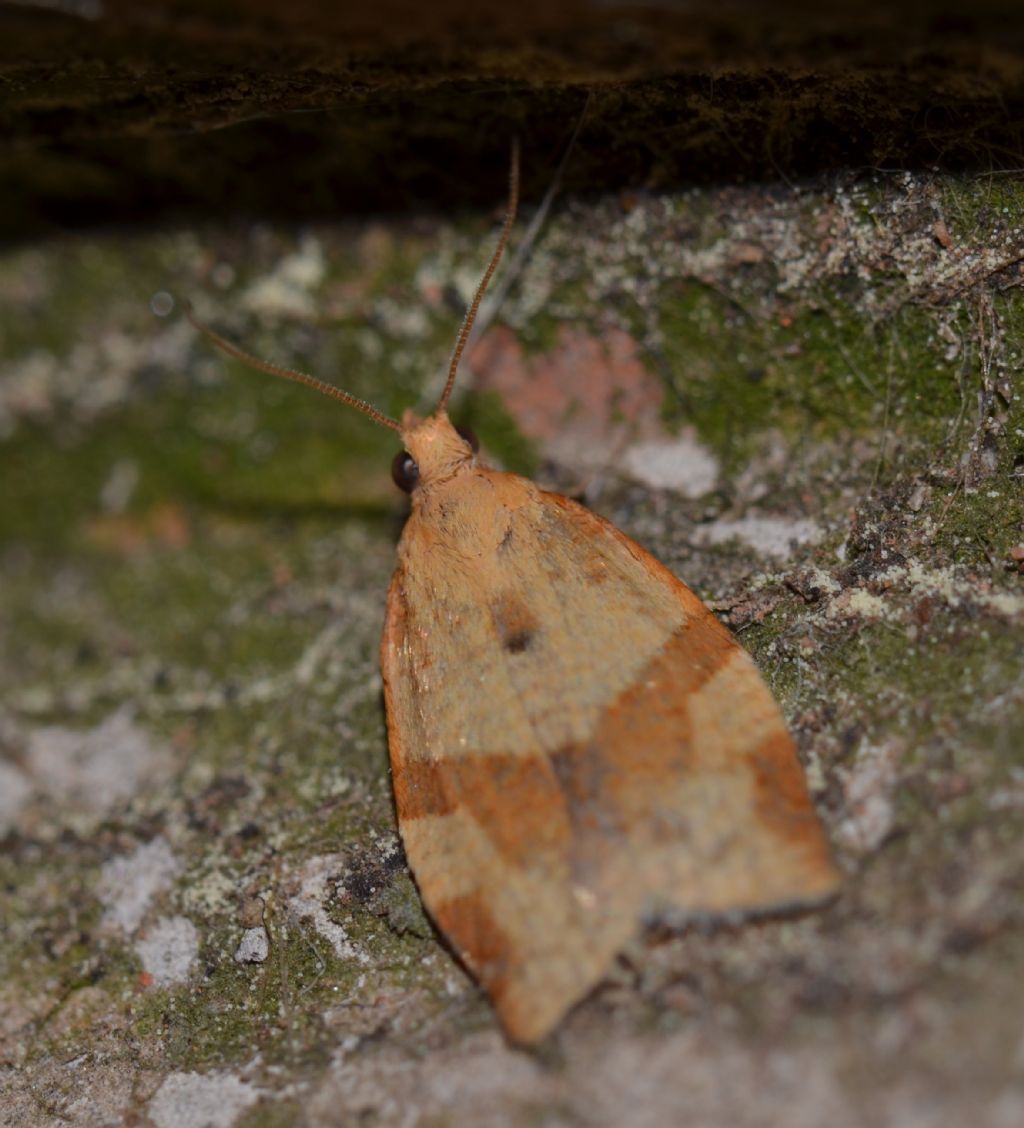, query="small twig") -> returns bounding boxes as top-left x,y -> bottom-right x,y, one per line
922,251 -> 1024,306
